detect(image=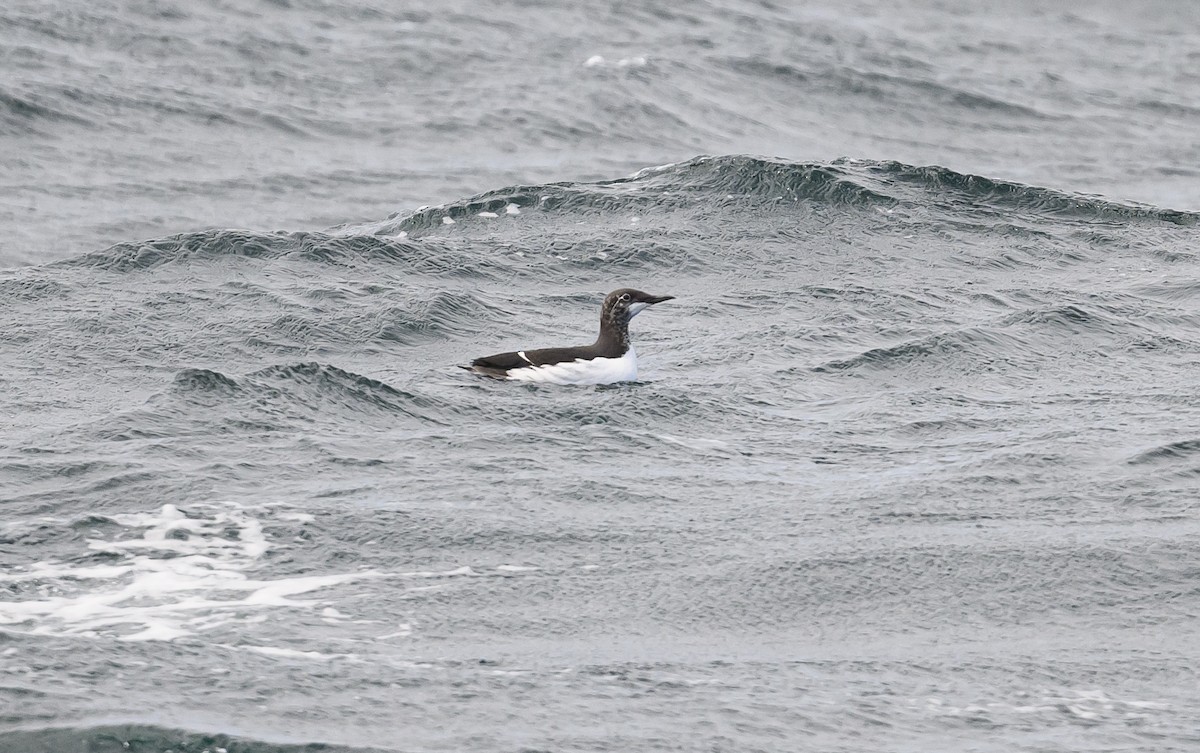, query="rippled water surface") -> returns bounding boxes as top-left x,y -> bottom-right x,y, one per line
2,2 -> 1199,752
